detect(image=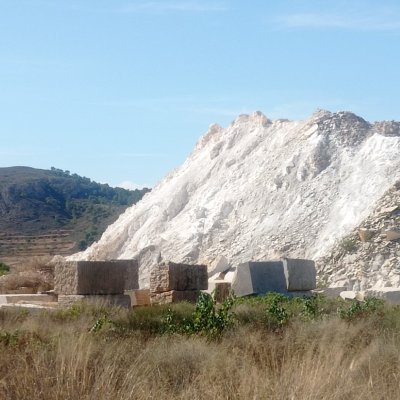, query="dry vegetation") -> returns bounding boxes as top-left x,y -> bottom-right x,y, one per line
0,256 -> 54,294
1,295 -> 400,399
